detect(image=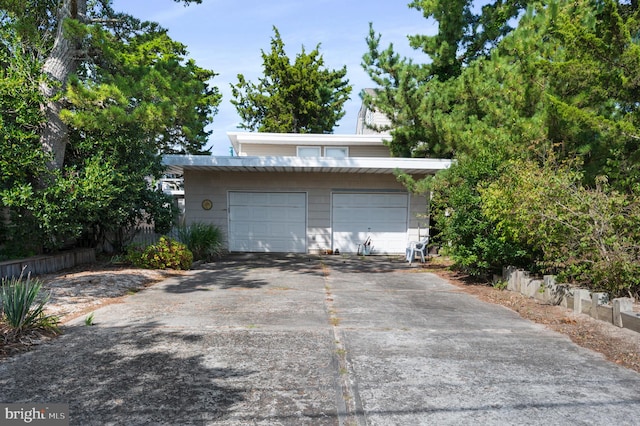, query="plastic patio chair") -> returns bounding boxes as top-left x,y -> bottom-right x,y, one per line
406,236 -> 429,265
